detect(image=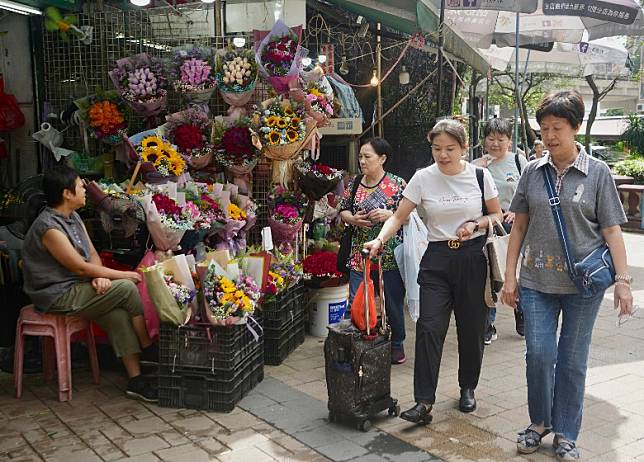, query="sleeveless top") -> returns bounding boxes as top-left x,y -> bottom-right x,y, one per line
22,207 -> 91,310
